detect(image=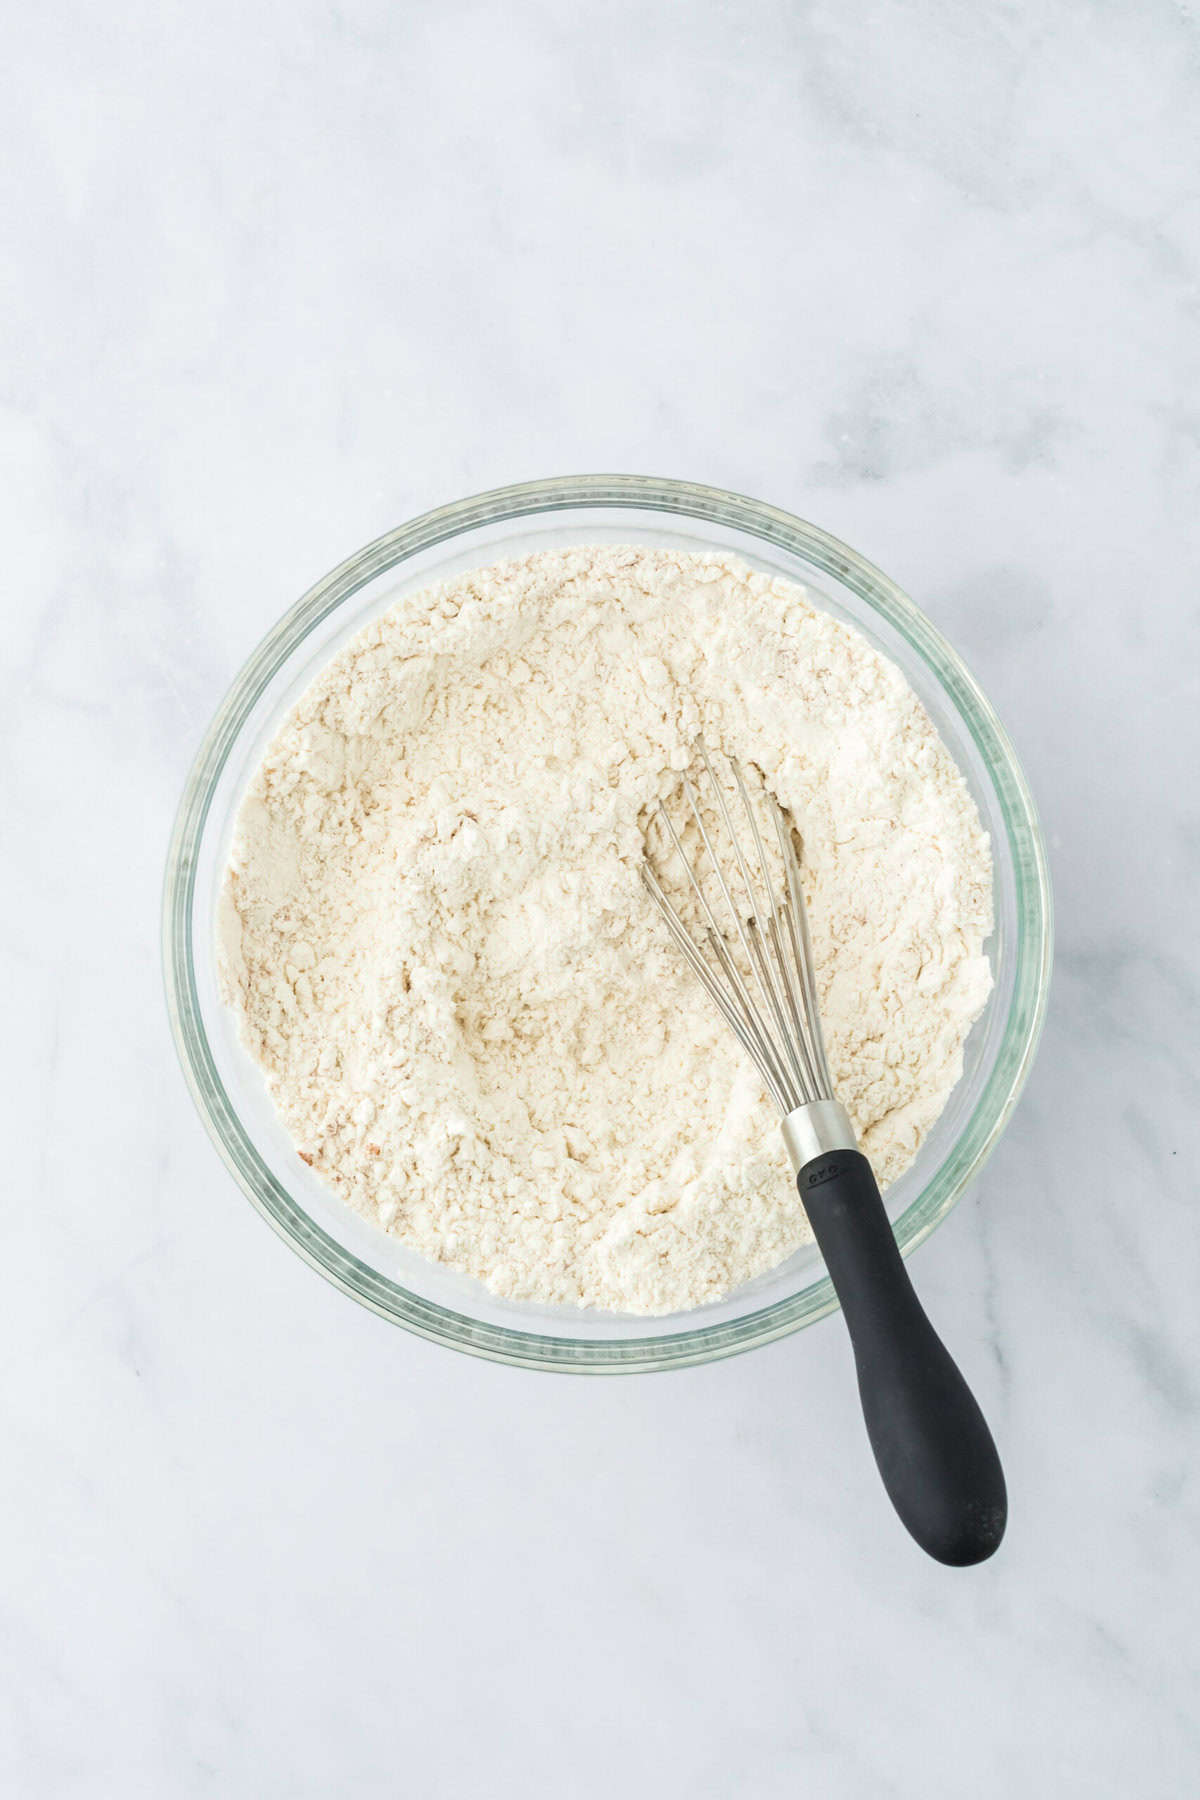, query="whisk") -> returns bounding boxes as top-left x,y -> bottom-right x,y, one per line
644,748 -> 1006,1567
